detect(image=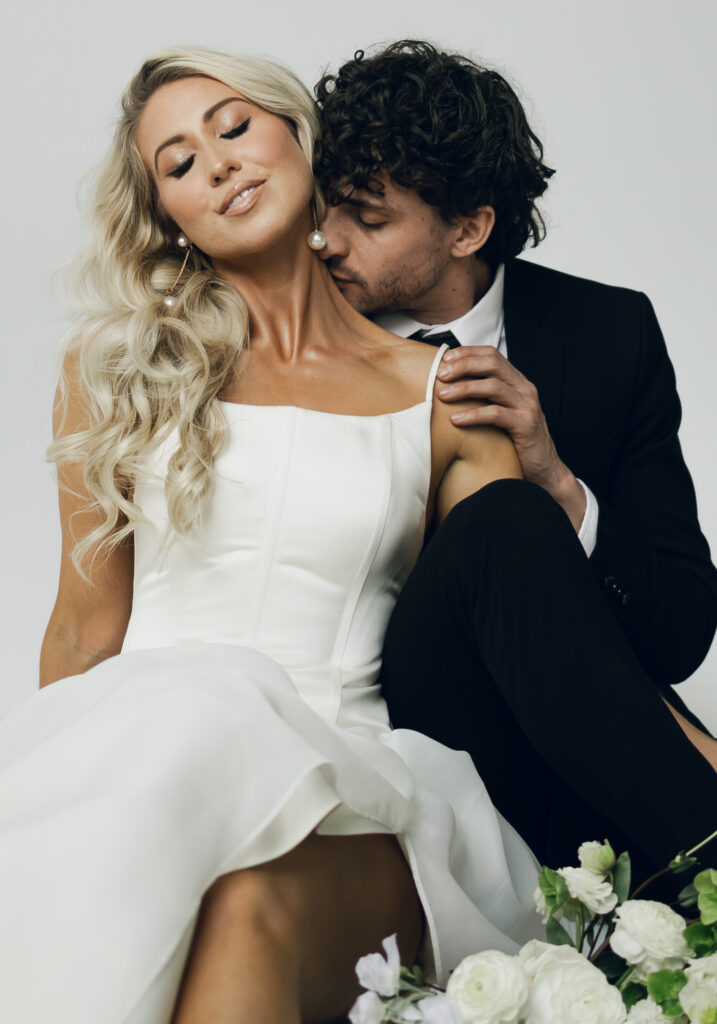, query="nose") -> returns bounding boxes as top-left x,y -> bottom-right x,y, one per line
208,146 -> 241,185
318,207 -> 349,262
